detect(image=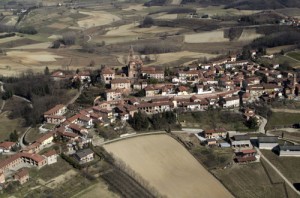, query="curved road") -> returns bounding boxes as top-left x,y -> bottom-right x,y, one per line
19,126 -> 31,148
